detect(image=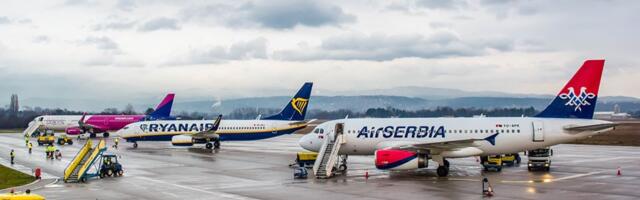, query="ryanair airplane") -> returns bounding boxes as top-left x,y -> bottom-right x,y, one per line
118,82 -> 313,149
